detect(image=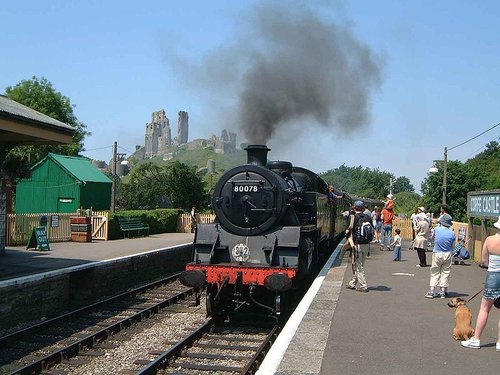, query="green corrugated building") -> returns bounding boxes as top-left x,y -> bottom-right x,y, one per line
15,153 -> 112,213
